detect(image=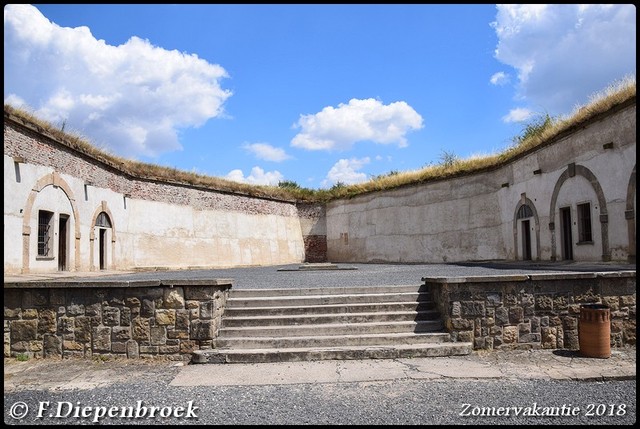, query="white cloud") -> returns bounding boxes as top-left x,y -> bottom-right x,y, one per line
242,143 -> 292,162
291,98 -> 423,151
491,4 -> 636,114
4,94 -> 27,107
321,157 -> 371,187
490,72 -> 510,86
3,4 -> 232,158
502,108 -> 535,123
225,167 -> 284,186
